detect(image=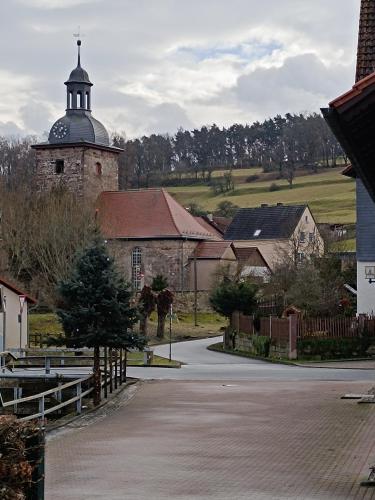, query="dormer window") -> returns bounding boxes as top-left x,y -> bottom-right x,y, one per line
254,229 -> 261,237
